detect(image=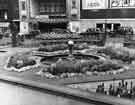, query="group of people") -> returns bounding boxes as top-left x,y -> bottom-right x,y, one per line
96,80 -> 135,99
